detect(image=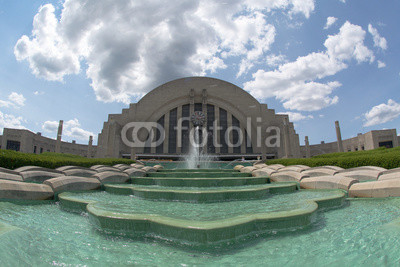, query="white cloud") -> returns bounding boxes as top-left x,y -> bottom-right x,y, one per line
42,118 -> 94,142
265,54 -> 288,67
363,99 -> 400,127
0,111 -> 26,134
0,92 -> 26,109
324,16 -> 337,30
15,0 -> 314,104
278,111 -> 313,122
377,60 -> 386,68
368,24 -> 388,50
34,91 -> 44,95
244,21 -> 374,111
